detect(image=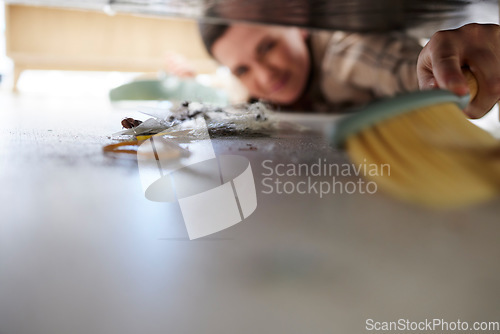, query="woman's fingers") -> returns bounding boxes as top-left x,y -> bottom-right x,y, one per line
417,23 -> 500,118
